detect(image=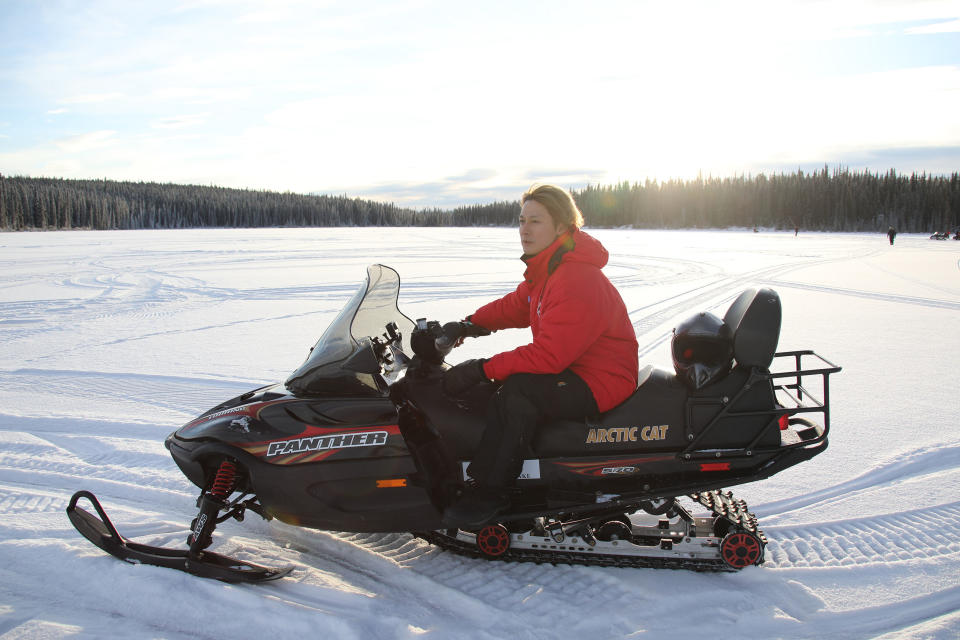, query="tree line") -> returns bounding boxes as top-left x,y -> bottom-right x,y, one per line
1,167 -> 957,232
